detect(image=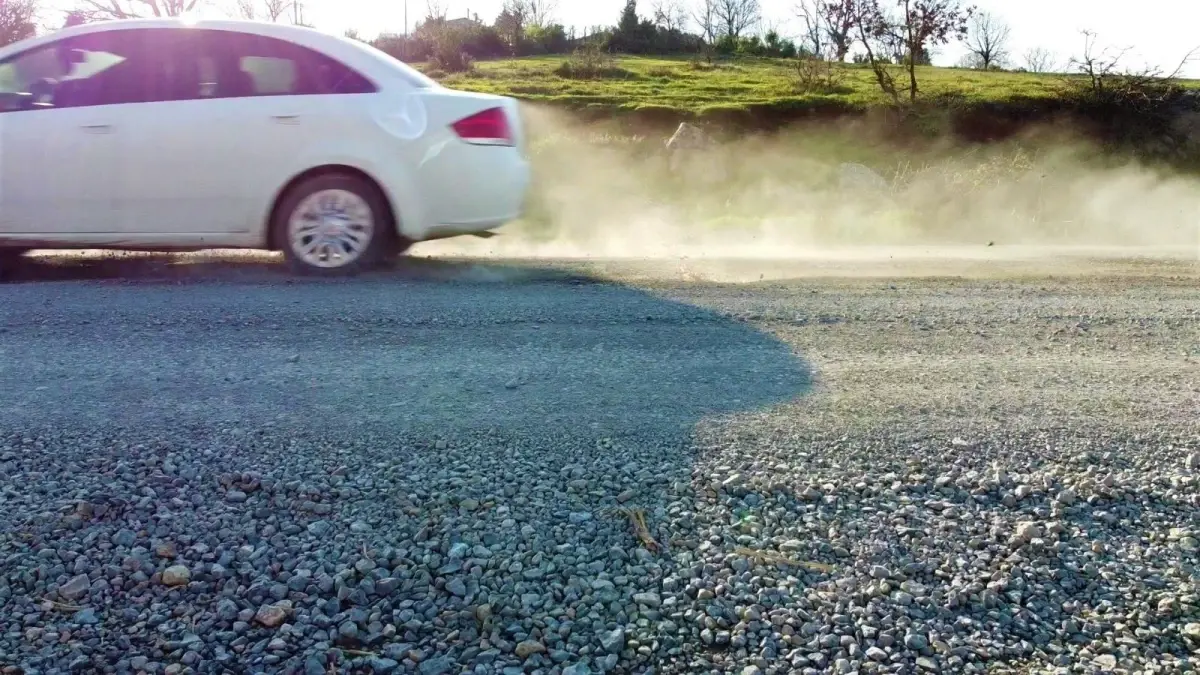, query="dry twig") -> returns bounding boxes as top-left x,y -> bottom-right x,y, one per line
733,547 -> 835,573
42,598 -> 83,612
611,507 -> 661,552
